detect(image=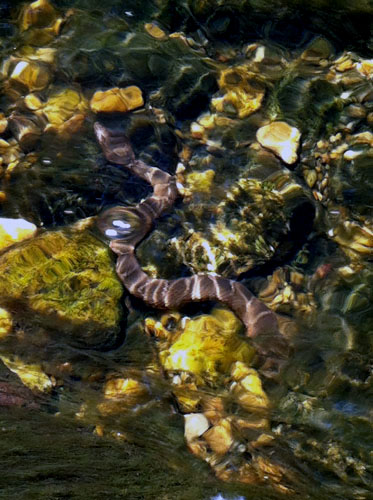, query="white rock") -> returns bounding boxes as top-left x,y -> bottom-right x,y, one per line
256,121 -> 301,164
184,413 -> 209,443
0,217 -> 37,251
